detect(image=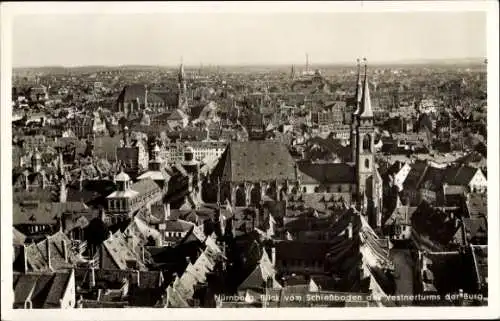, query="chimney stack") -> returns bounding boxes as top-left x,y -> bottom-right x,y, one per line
271,247 -> 276,267
90,267 -> 96,287
62,239 -> 68,262
164,203 -> 171,221
23,244 -> 28,273
46,237 -> 52,271
347,222 -> 353,239
216,177 -> 221,206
